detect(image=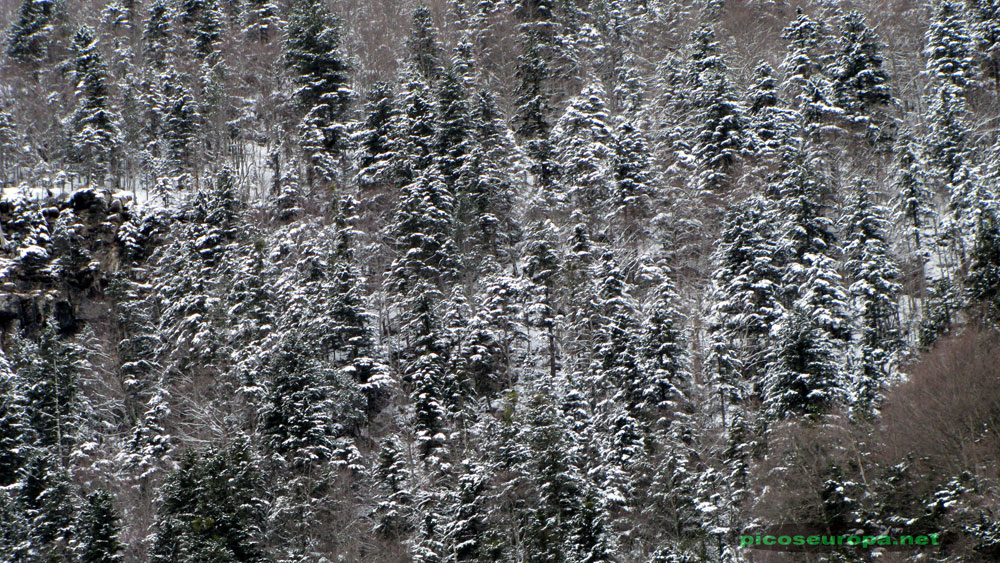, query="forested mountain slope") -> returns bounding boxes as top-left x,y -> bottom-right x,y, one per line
1,0 -> 999,561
